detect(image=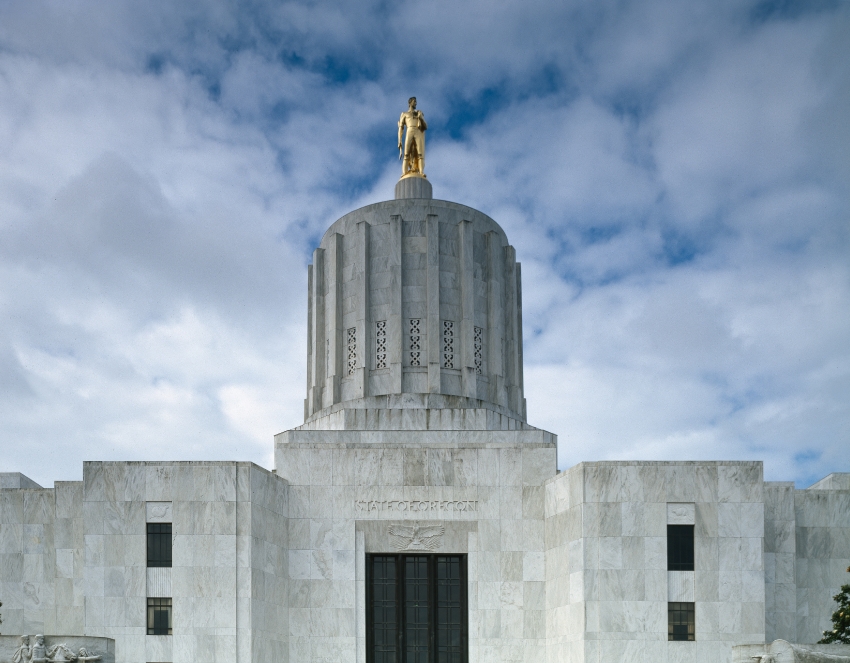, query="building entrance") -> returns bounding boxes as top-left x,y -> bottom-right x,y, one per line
367,554 -> 468,663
